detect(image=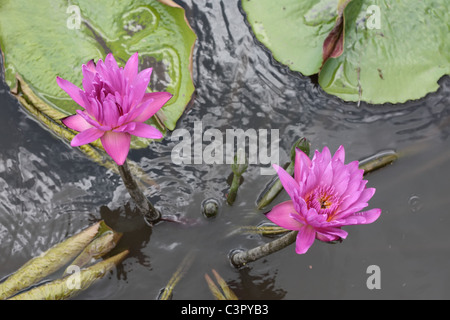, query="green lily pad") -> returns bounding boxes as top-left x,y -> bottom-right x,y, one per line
242,0 -> 450,104
0,0 -> 196,142
243,0 -> 337,76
